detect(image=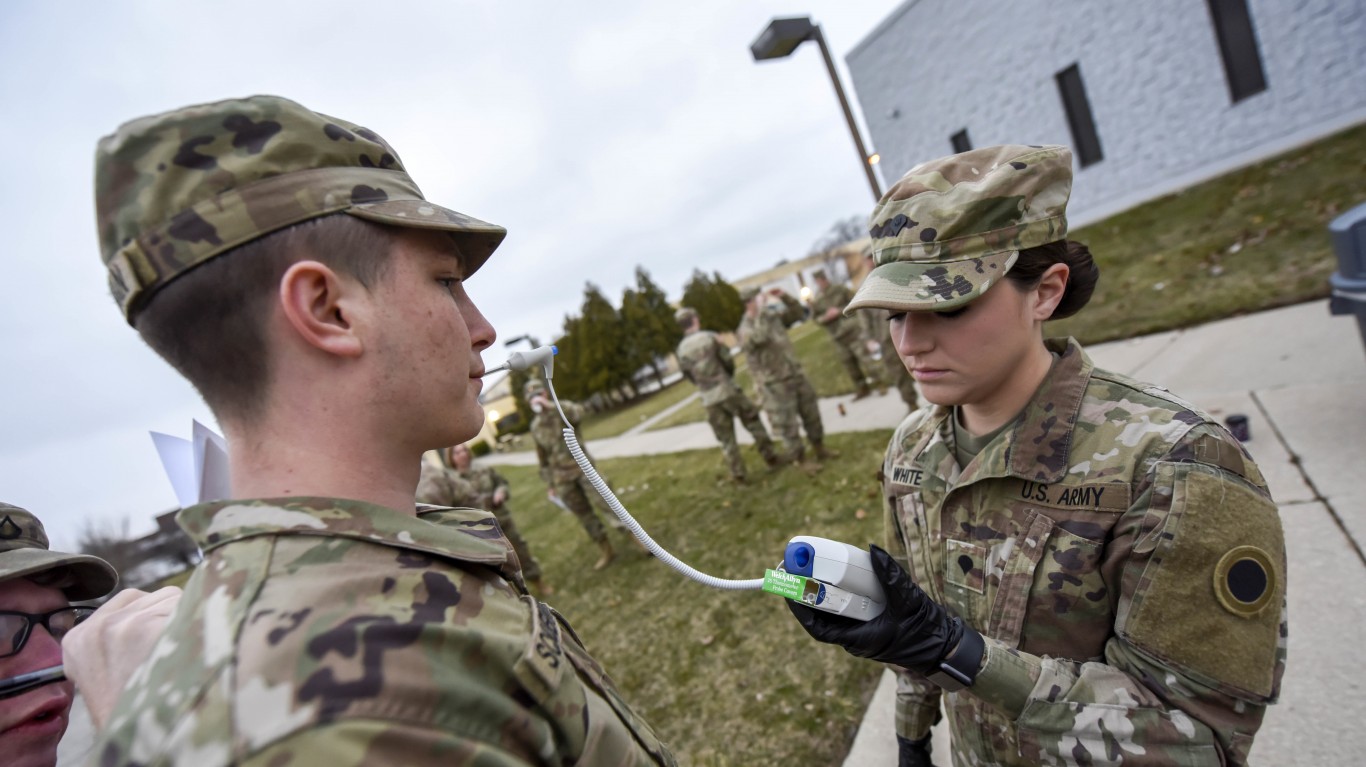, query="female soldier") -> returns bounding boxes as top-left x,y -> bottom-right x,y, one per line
788,145 -> 1285,766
